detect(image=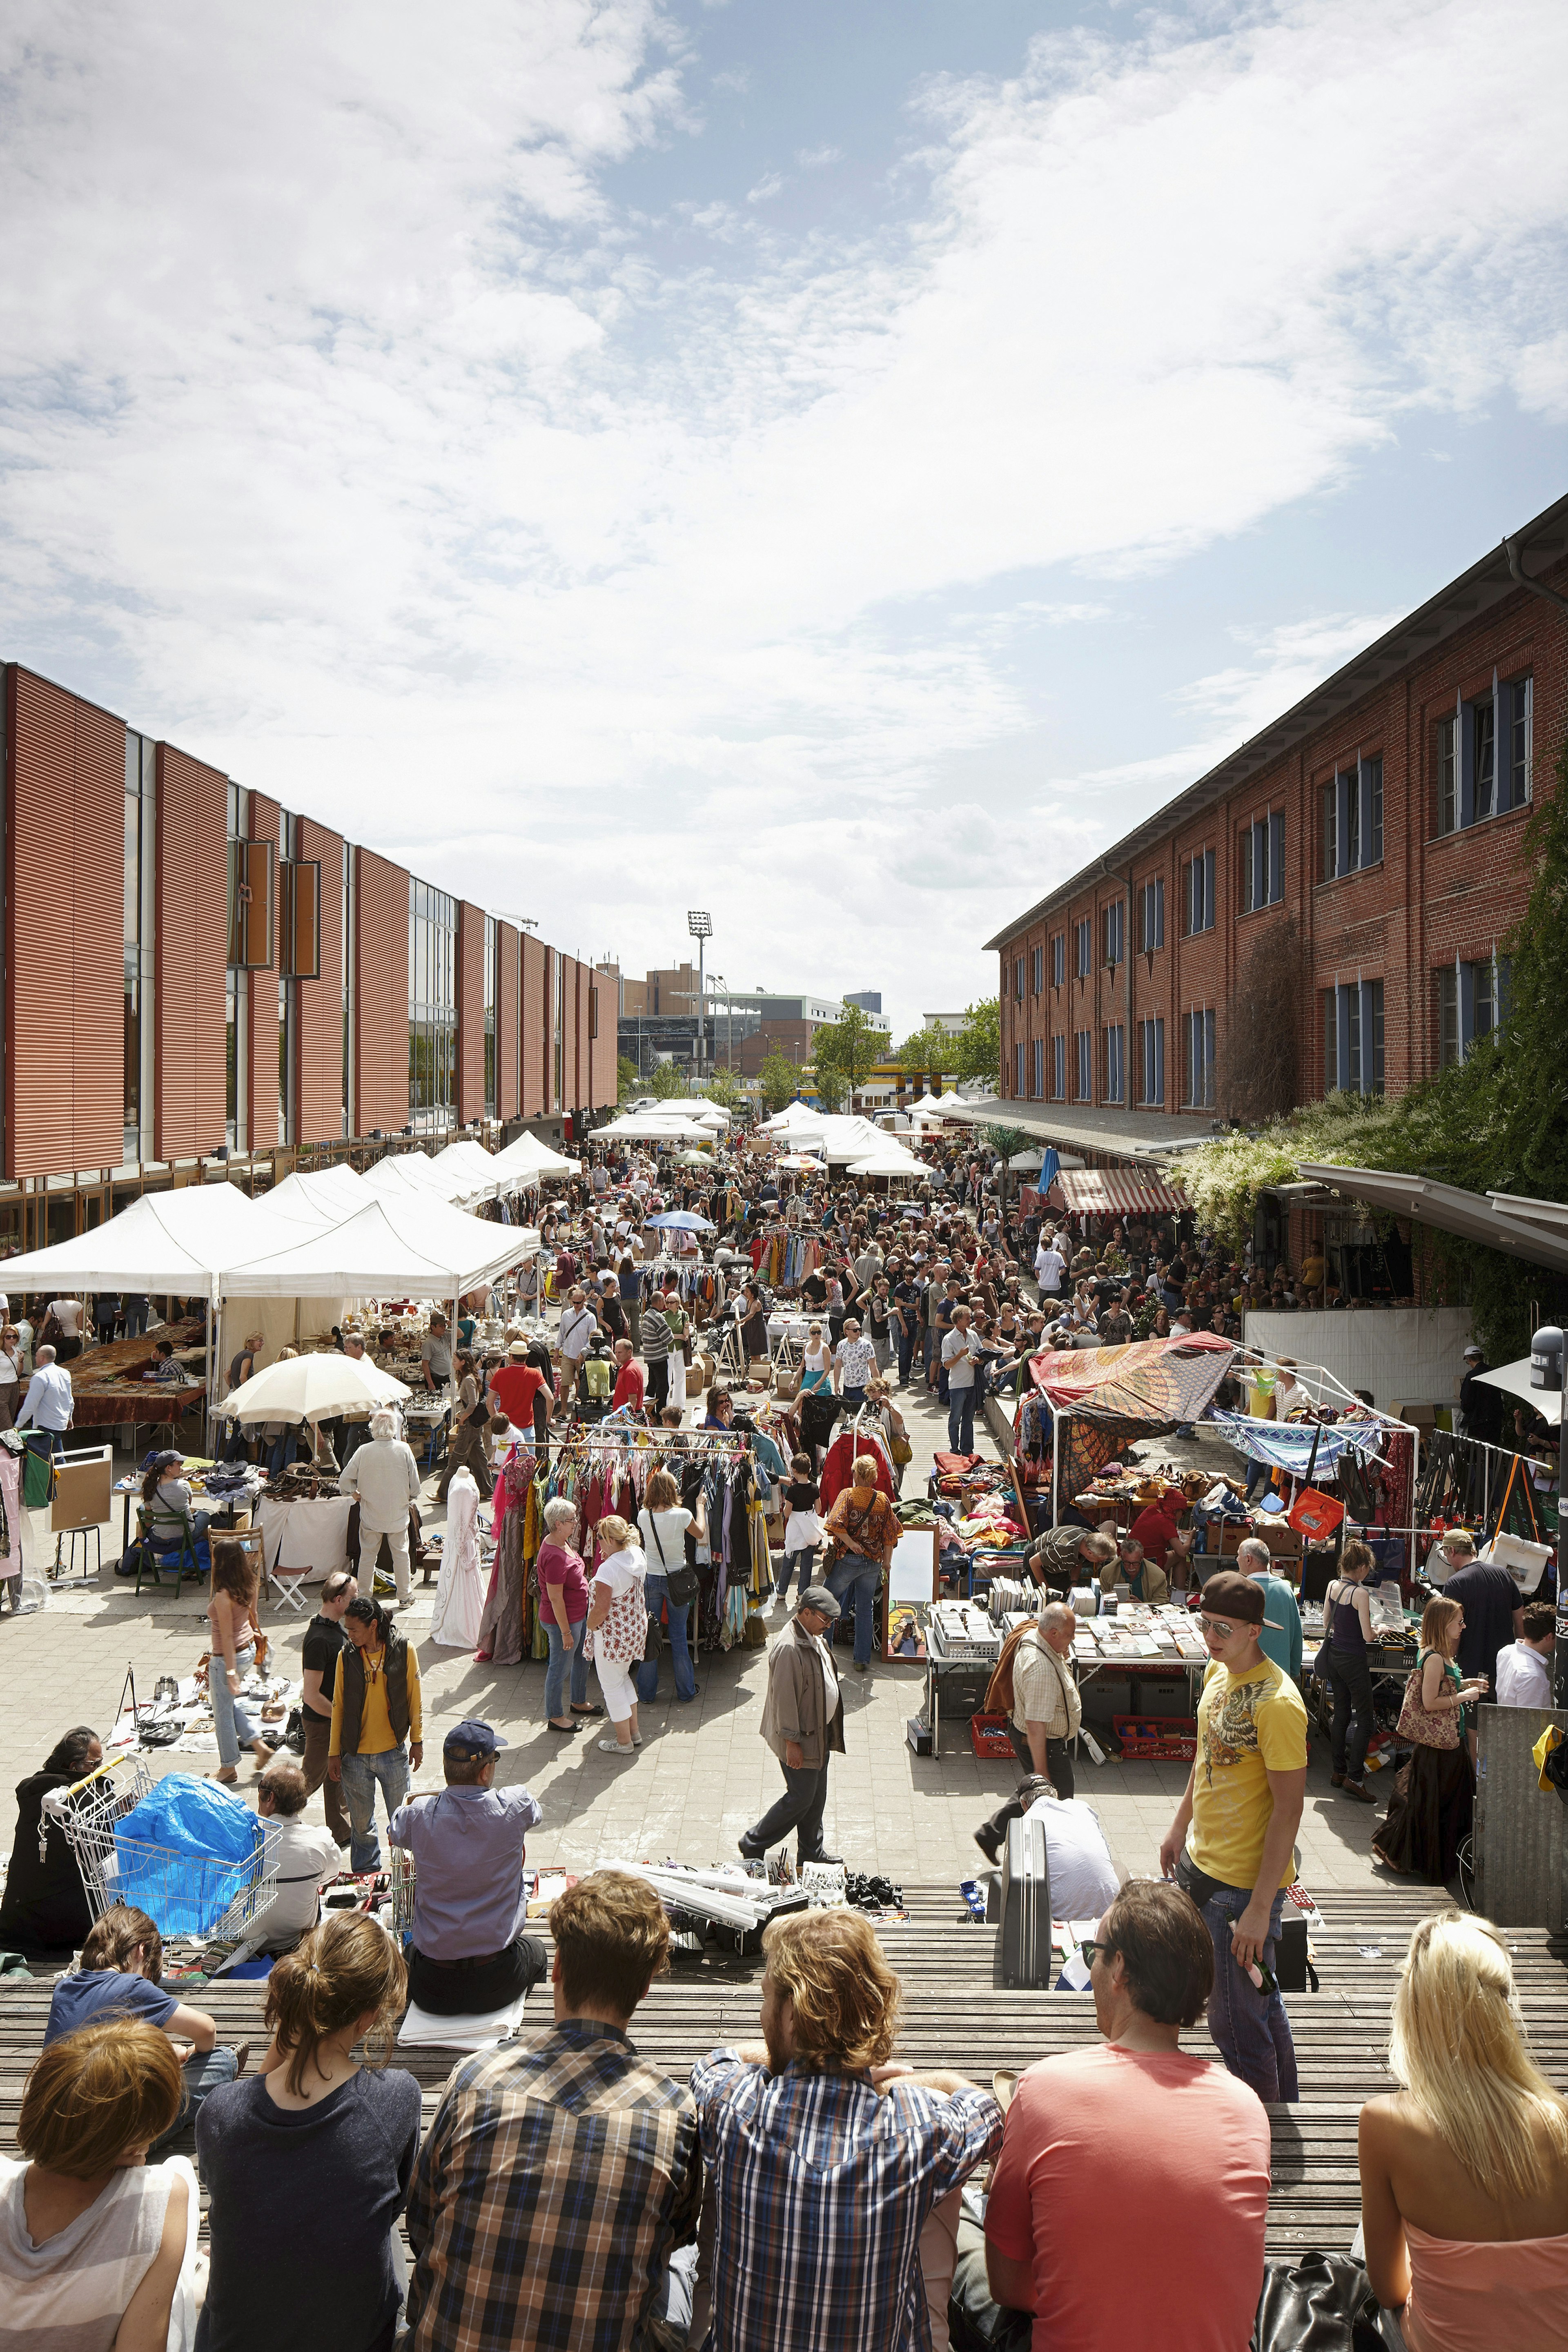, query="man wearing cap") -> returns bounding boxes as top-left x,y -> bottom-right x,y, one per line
739,1587 -> 845,1867
389,1719 -> 548,2016
1158,1570 -> 1307,2104
1457,1341 -> 1502,1446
